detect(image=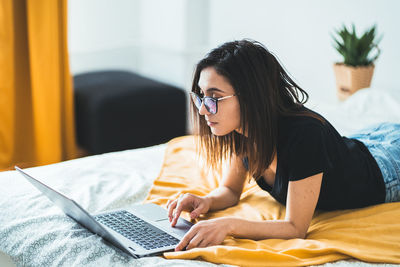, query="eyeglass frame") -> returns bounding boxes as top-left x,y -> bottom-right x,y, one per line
190,91 -> 237,114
